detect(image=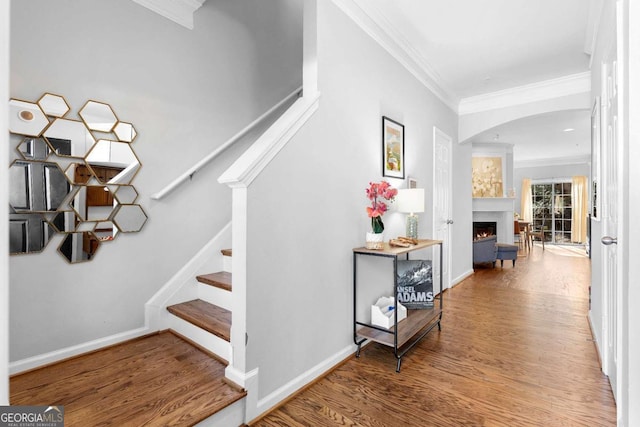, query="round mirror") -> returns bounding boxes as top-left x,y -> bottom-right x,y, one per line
112,204 -> 148,233
43,118 -> 96,158
9,99 -> 49,137
17,137 -> 51,161
58,231 -> 101,263
85,140 -> 141,185
9,160 -> 72,213
10,213 -> 56,254
113,122 -> 137,143
37,93 -> 70,118
79,100 -> 117,133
